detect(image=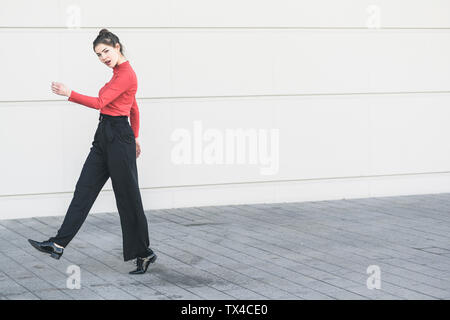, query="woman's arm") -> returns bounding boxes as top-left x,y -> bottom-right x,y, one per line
67,72 -> 133,110
51,71 -> 133,109
130,96 -> 140,139
130,97 -> 141,158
